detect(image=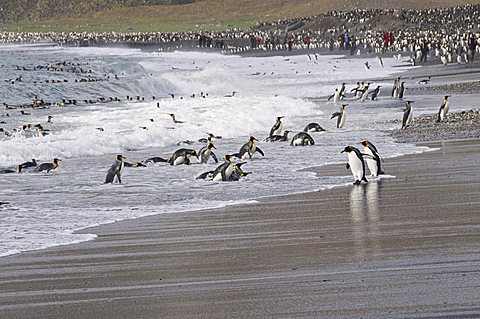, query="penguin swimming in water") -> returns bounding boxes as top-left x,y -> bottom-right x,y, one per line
331,104 -> 348,129
437,95 -> 450,122
143,156 -> 169,164
17,158 -> 37,172
269,116 -> 284,137
34,158 -> 61,173
105,155 -> 125,183
303,123 -> 325,132
198,142 -> 218,164
401,101 -> 414,129
341,146 -> 368,185
265,130 -> 290,142
361,140 -> 384,177
168,148 -> 198,165
212,155 -> 235,181
290,131 -> 314,146
234,136 -> 264,159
